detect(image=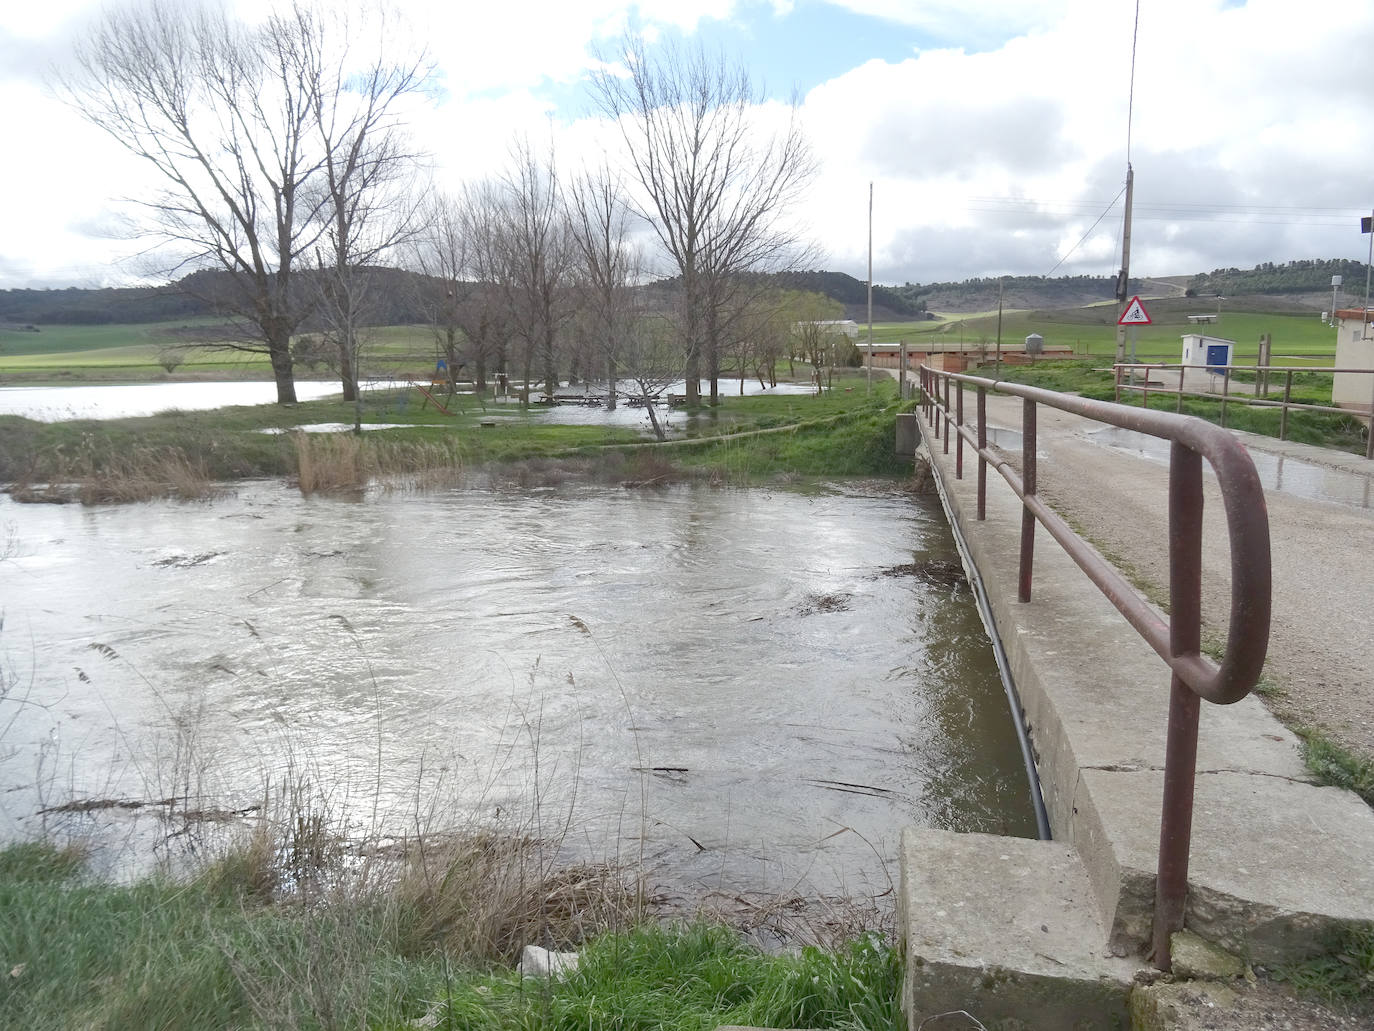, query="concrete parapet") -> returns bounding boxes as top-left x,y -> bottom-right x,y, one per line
911,409 -> 1374,973
899,828 -> 1136,1030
